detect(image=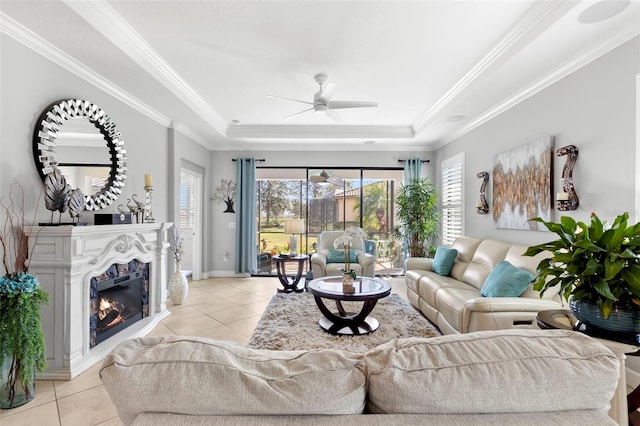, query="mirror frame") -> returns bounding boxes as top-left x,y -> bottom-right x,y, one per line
33,99 -> 127,211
